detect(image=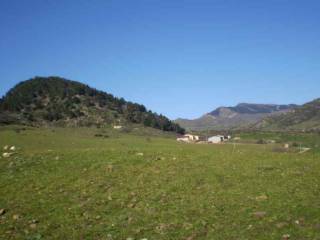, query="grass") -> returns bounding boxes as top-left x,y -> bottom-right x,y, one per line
0,126 -> 320,239
233,131 -> 320,149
